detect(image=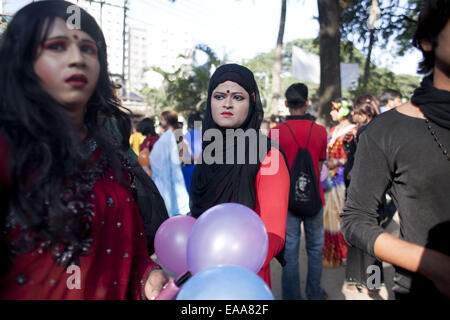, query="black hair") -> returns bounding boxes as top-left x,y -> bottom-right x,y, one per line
270,114 -> 284,124
285,83 -> 308,109
412,0 -> 450,74
136,117 -> 156,136
0,1 -> 131,266
187,112 -> 203,130
380,89 -> 402,106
